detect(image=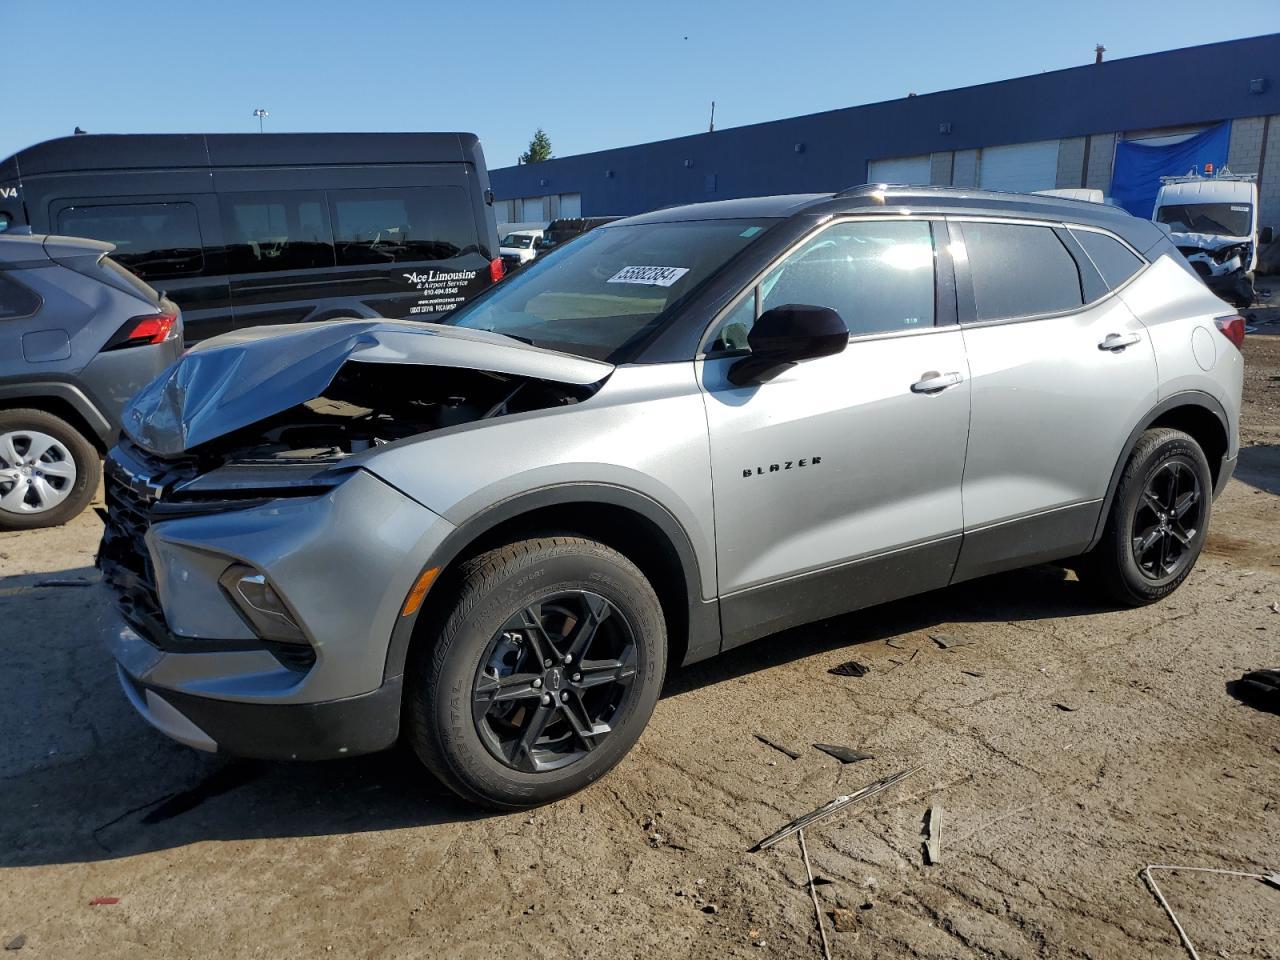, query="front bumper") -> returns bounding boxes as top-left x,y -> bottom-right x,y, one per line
98,465 -> 454,759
